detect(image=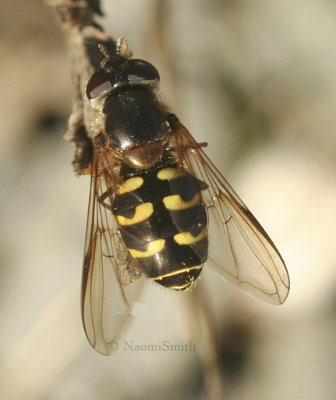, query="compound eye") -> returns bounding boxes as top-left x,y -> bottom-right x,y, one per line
126,59 -> 160,84
86,71 -> 112,100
